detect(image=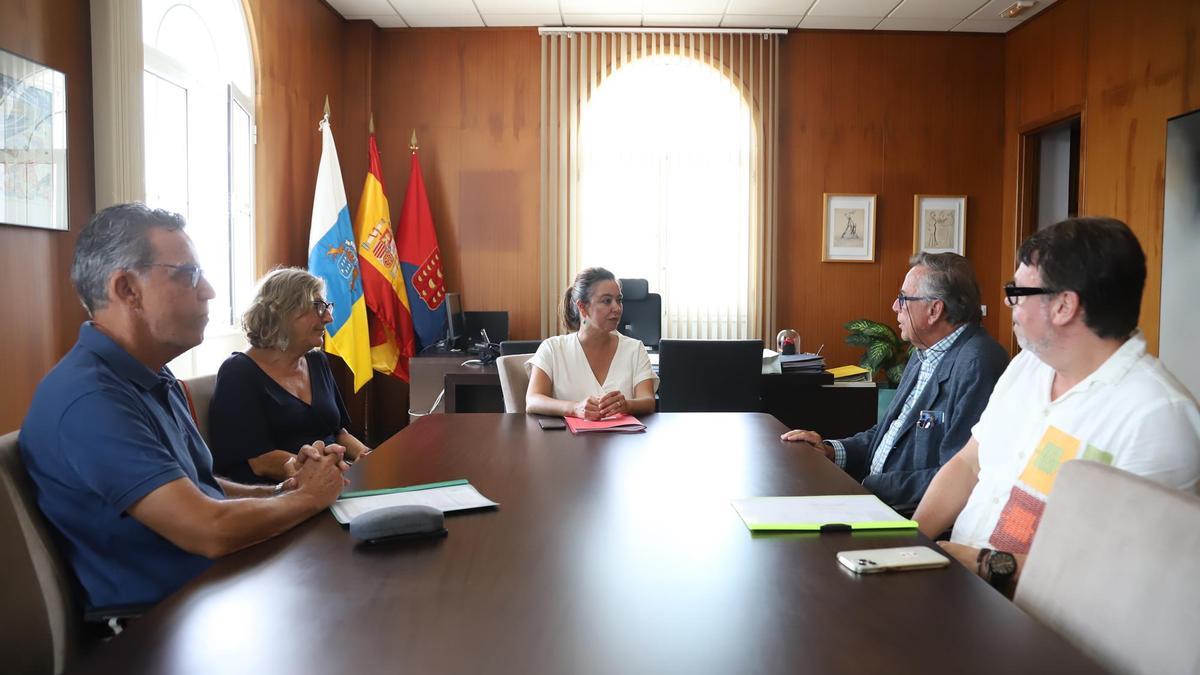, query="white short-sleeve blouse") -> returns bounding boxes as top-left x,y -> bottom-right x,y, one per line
526,332 -> 659,404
